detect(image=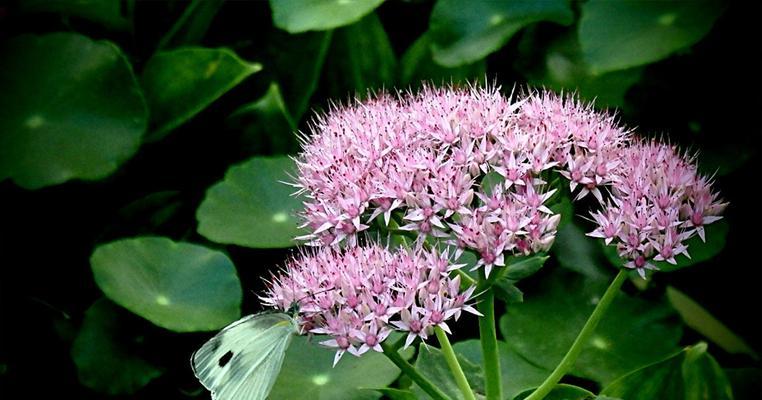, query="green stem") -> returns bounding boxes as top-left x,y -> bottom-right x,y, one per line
435,327 -> 476,400
523,269 -> 628,400
478,271 -> 502,400
380,341 -> 452,400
